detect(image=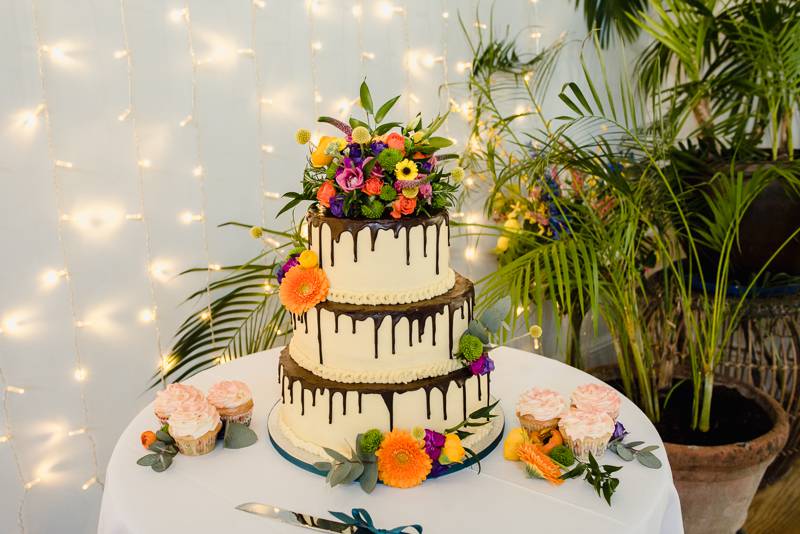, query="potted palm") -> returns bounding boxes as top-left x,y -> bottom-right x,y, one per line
459,5 -> 798,531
